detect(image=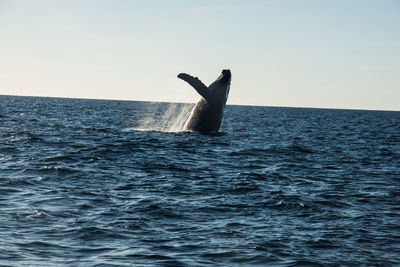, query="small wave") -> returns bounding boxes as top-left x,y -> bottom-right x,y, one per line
202,251 -> 239,259
76,226 -> 128,241
37,165 -> 80,177
16,241 -> 67,249
291,144 -> 314,153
